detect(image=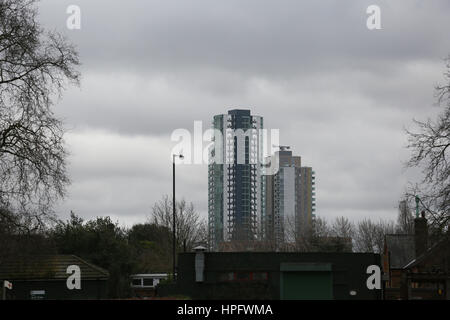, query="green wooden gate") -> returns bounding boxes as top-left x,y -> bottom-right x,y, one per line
280,263 -> 333,300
